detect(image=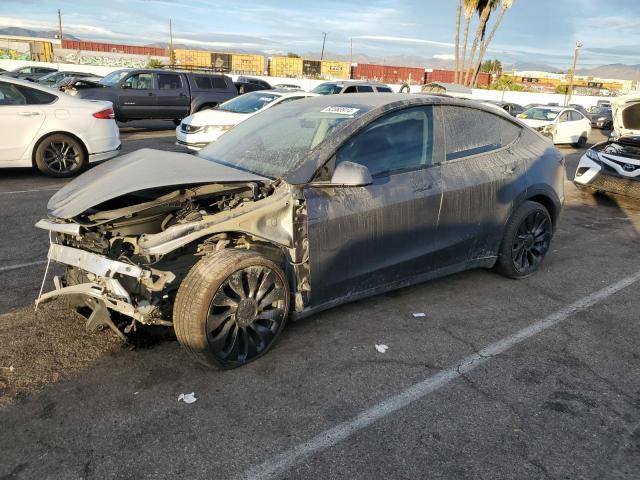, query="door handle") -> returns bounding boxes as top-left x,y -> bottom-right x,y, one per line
18,111 -> 40,117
